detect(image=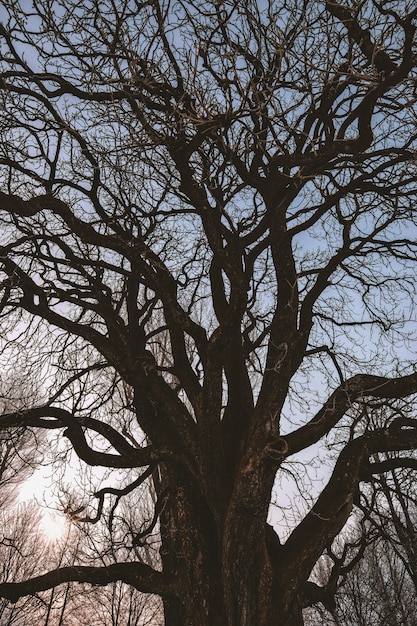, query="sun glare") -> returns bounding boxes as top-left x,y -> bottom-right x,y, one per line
39,510 -> 68,542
